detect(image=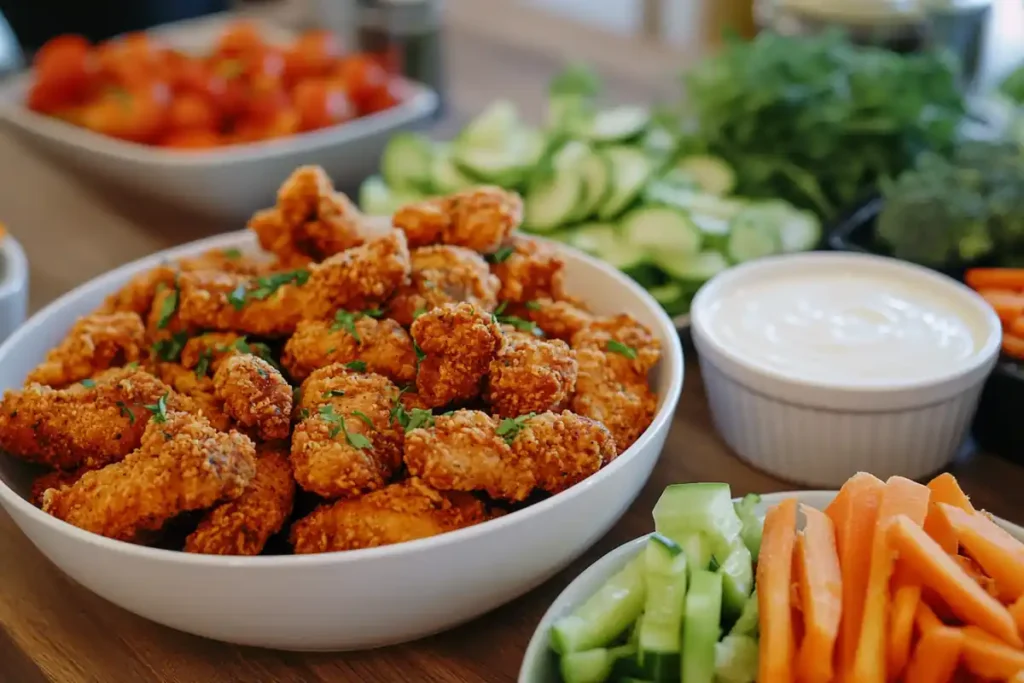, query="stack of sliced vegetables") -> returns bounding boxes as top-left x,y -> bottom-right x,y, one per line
965,268 -> 1024,360
359,67 -> 821,318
